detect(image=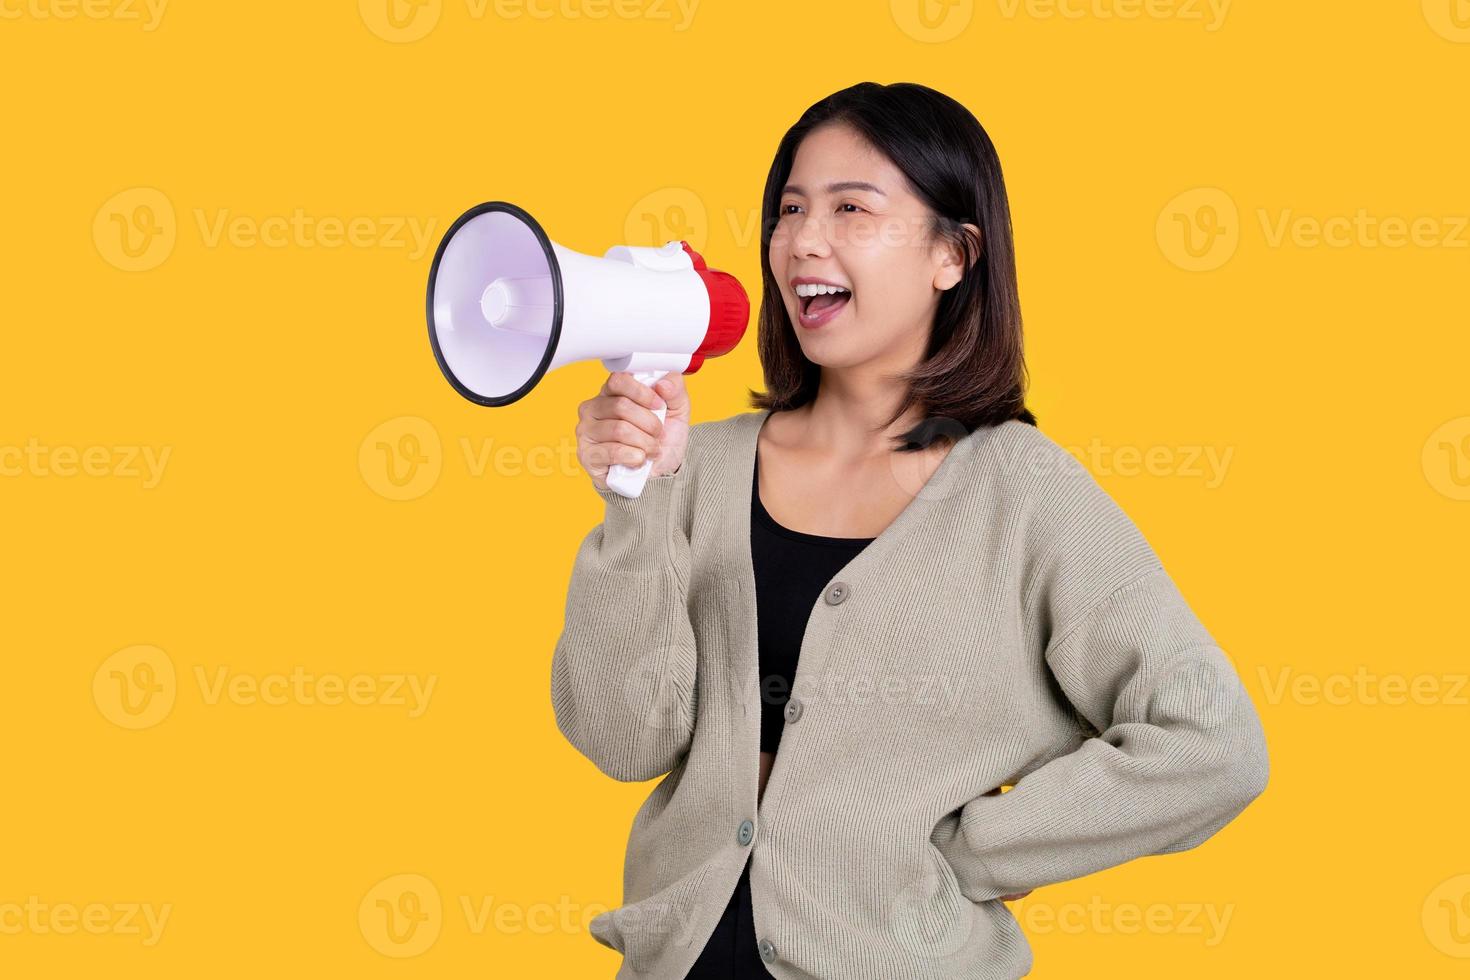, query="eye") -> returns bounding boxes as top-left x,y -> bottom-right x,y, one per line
780,202 -> 867,216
